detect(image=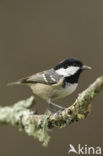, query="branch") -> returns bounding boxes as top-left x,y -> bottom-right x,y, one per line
0,76 -> 103,146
